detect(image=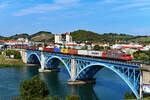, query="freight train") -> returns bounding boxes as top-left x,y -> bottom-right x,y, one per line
14,45 -> 132,61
